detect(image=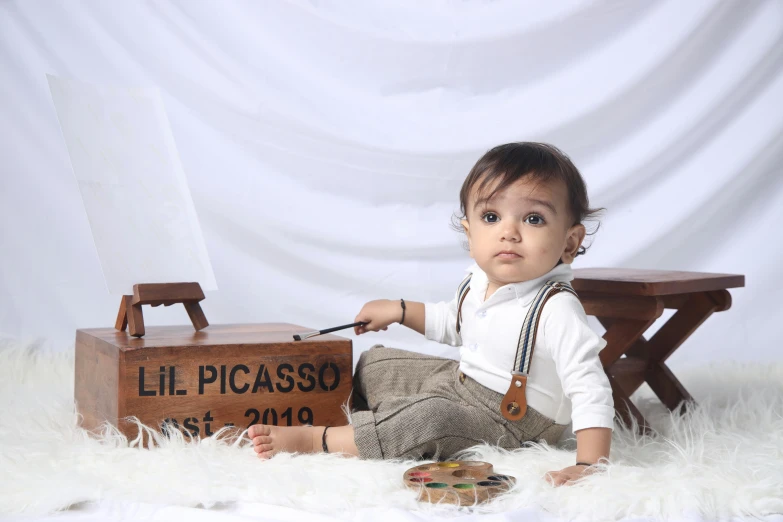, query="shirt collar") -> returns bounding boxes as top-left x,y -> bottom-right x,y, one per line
465,261 -> 574,307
